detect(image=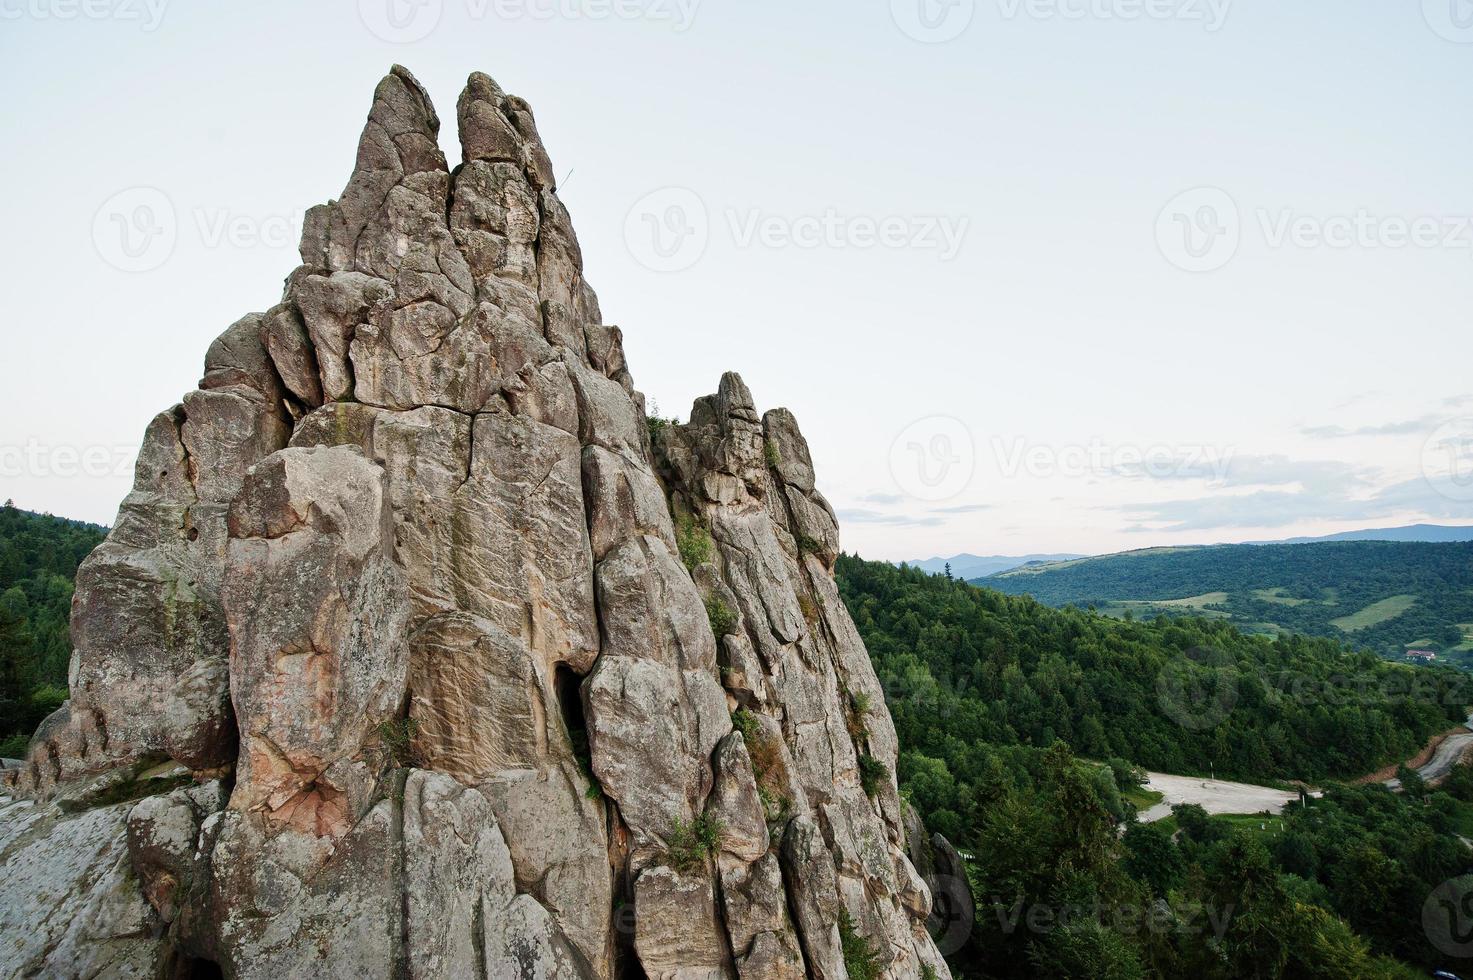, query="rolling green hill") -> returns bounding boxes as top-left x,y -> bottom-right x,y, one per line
836,555 -> 1472,977
982,540 -> 1473,664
